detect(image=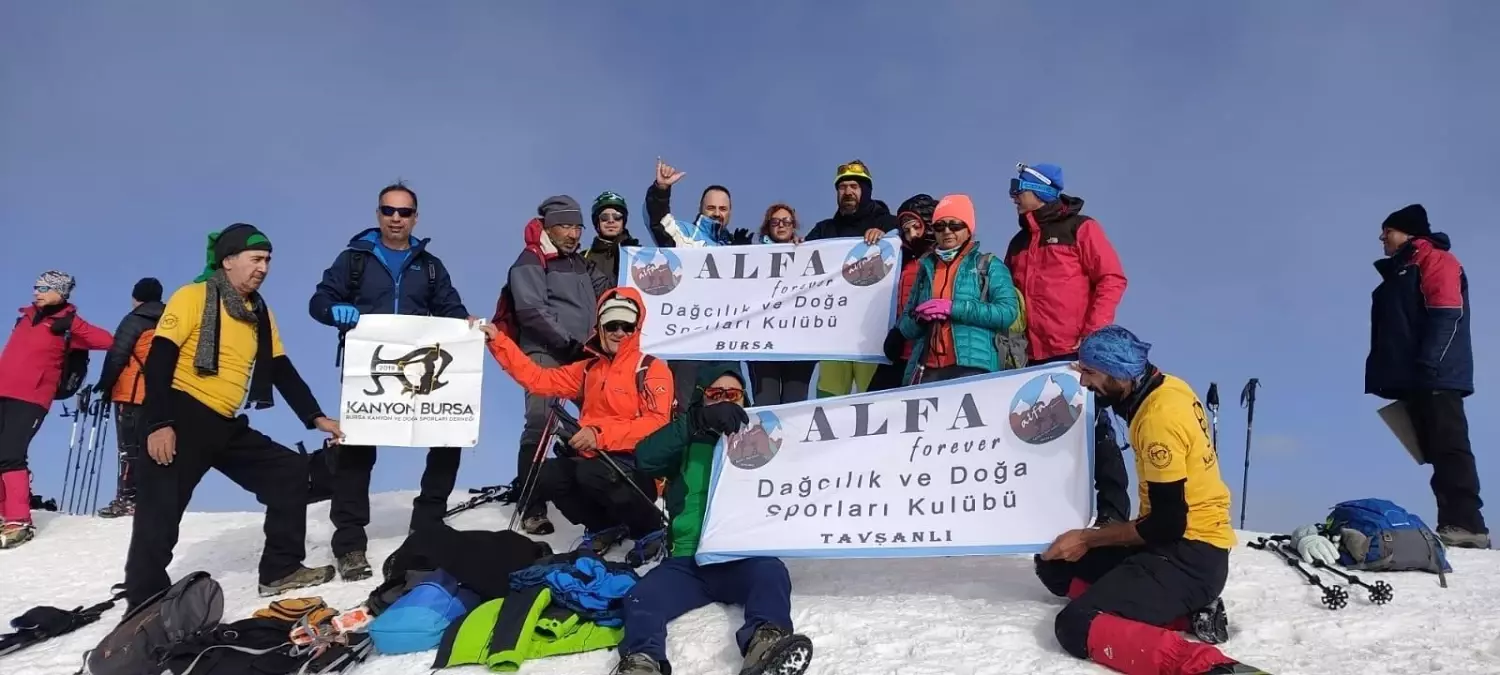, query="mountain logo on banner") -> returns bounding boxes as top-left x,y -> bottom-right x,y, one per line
364,343 -> 454,397
630,248 -> 684,295
727,411 -> 785,470
840,239 -> 897,287
1009,372 -> 1086,445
